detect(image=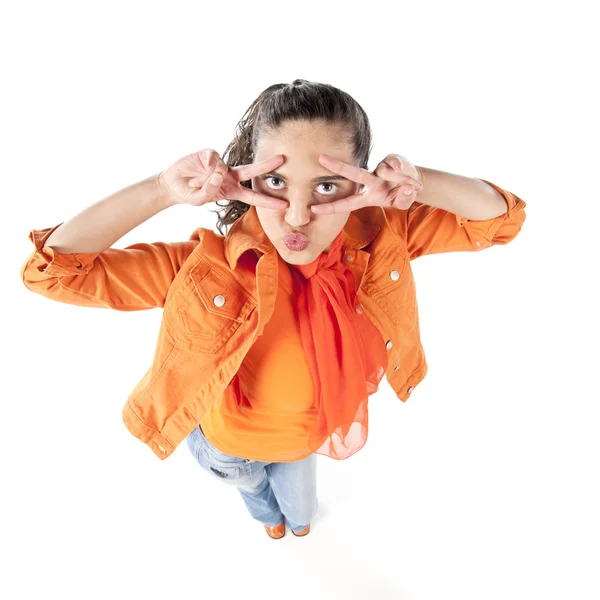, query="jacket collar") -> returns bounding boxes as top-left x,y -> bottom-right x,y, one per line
223,205 -> 381,270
